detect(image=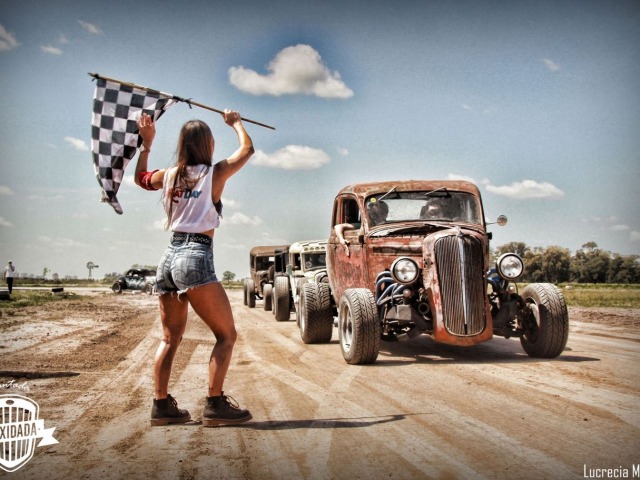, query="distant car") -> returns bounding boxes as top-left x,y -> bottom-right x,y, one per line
112,268 -> 156,294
